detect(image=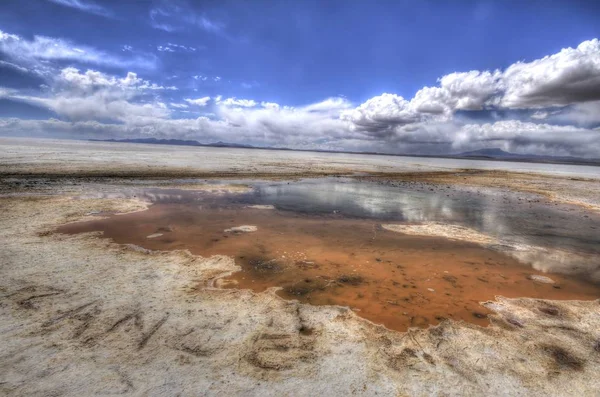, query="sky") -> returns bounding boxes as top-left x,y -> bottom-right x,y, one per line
1,0 -> 600,157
